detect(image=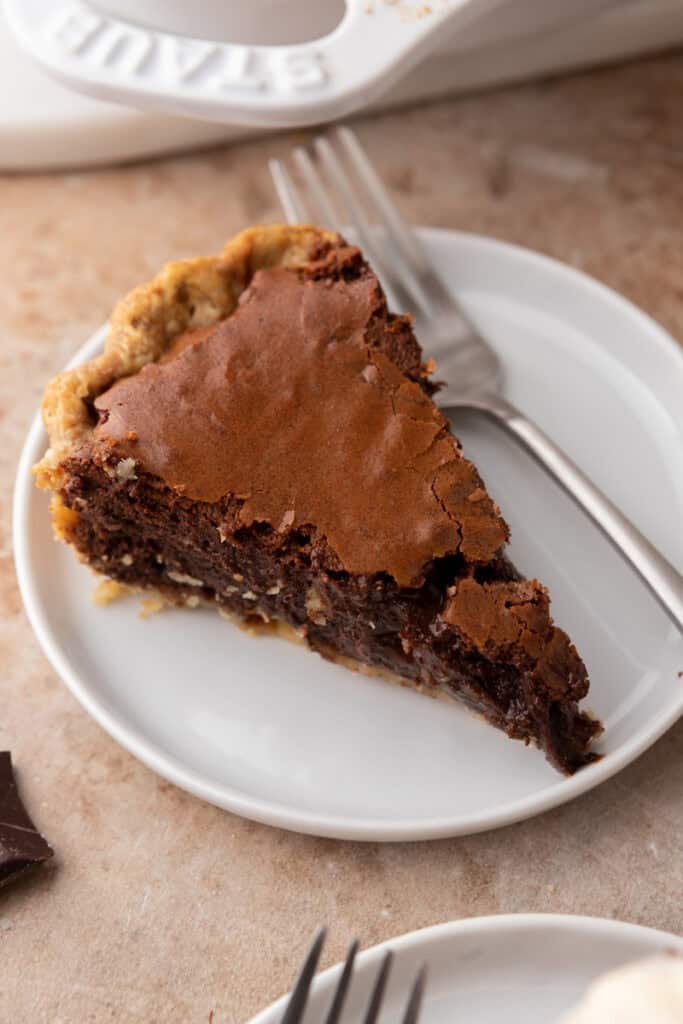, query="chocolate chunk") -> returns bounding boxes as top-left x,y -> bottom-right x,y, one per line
0,752 -> 53,889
